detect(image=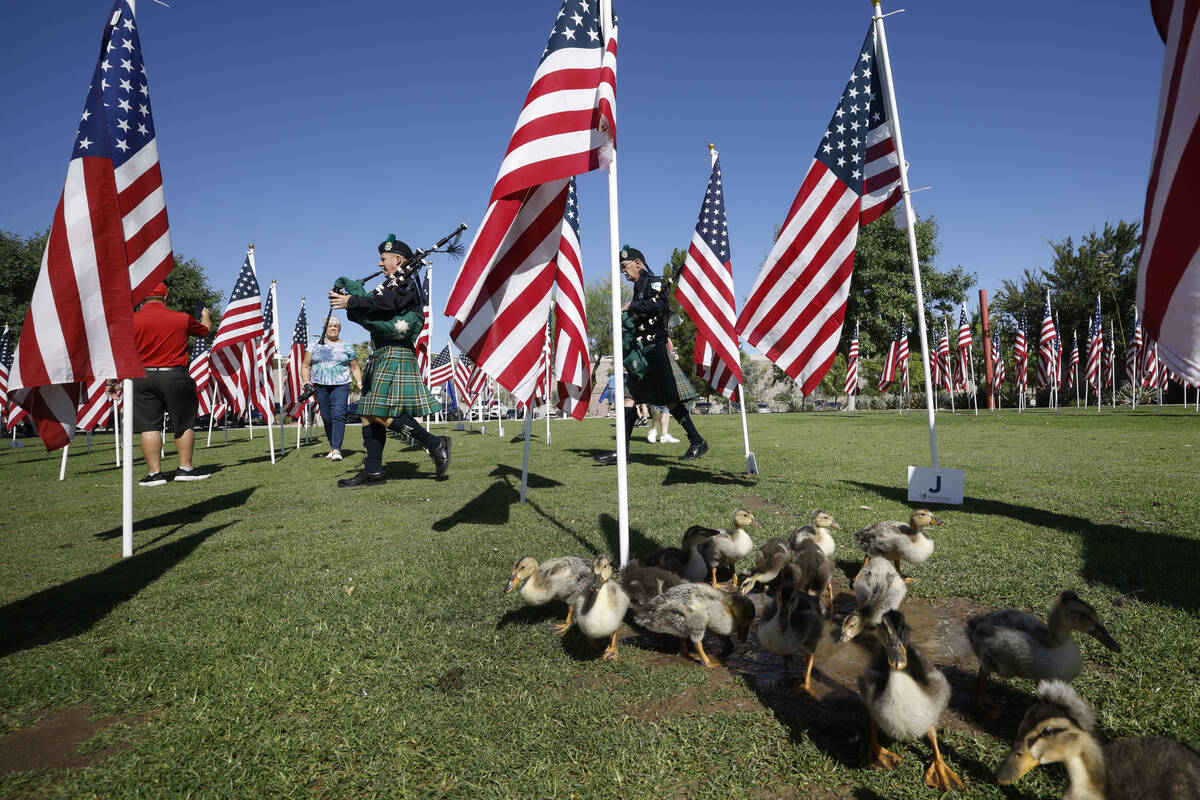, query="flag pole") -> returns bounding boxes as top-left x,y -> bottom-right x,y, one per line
545,307 -> 553,445
946,319 -> 956,414
600,0 -> 629,565
112,393 -> 121,466
248,246 -> 276,462
872,0 -> 938,466
122,377 -> 134,557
